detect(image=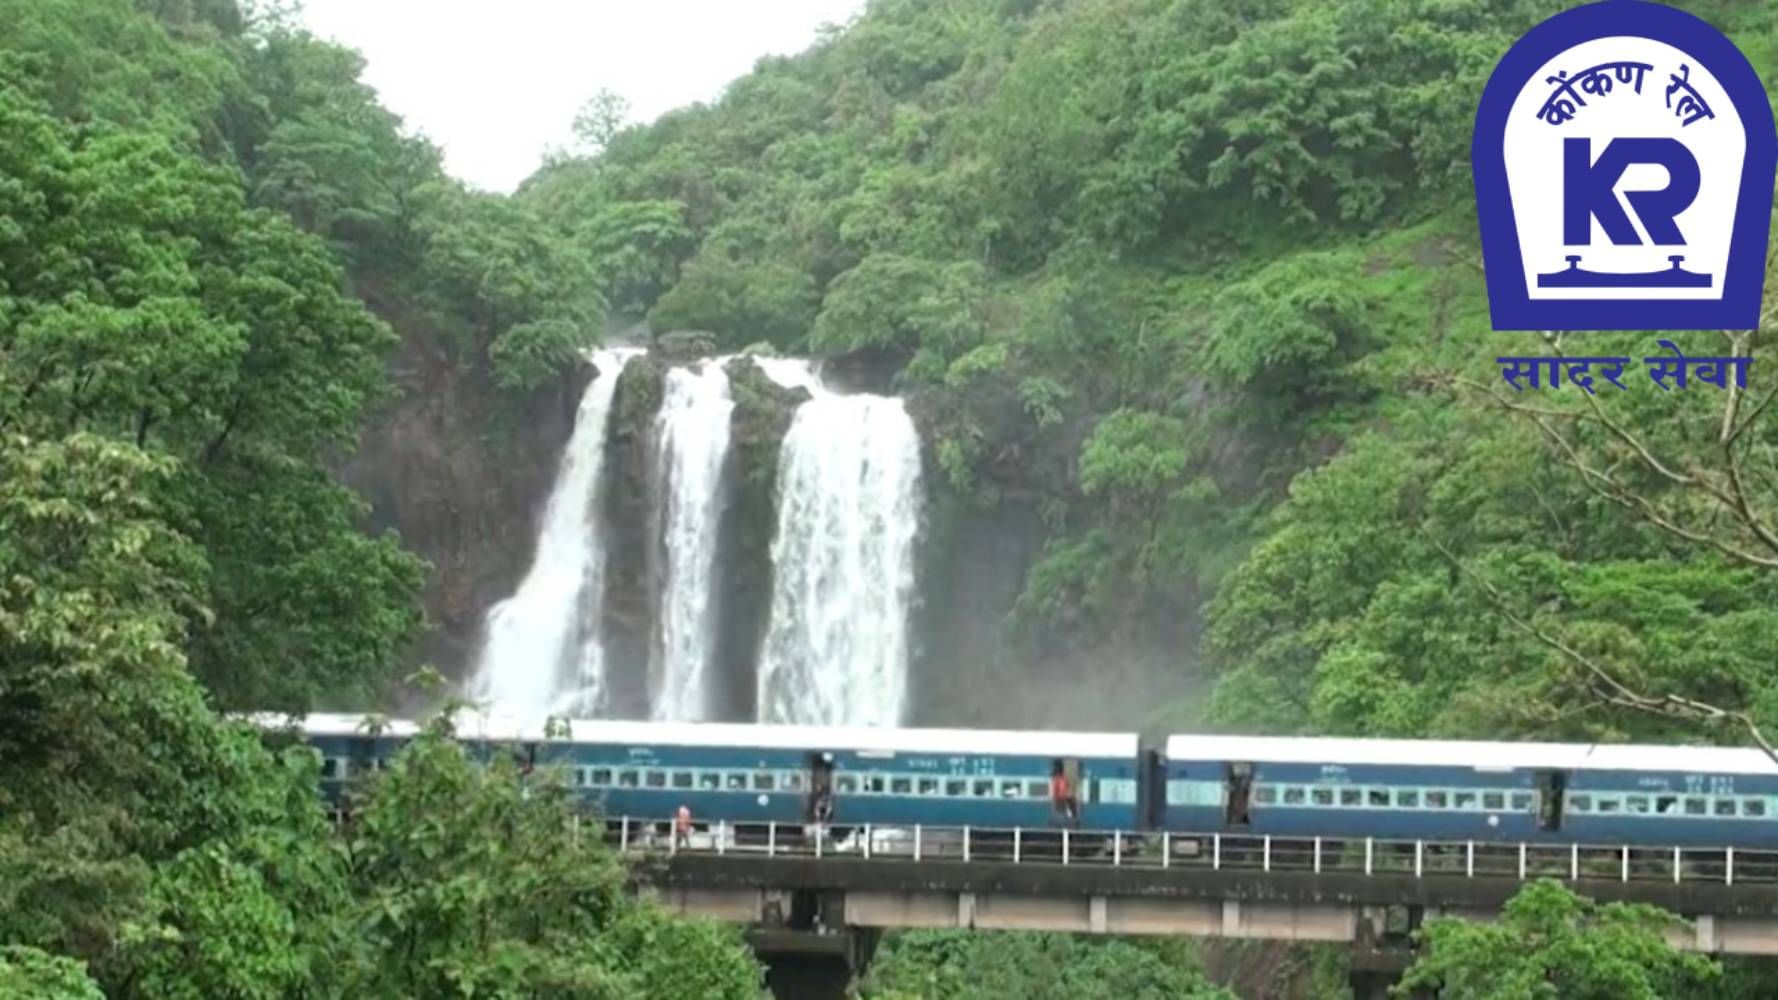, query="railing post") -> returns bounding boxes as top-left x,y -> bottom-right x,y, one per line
1114,830 -> 1122,867
1364,838 -> 1373,876
1314,836 -> 1322,874
717,820 -> 726,855
767,822 -> 776,858
864,823 -> 872,860
1263,835 -> 1271,873
1569,843 -> 1578,881
963,826 -> 971,863
1621,846 -> 1629,882
670,820 -> 678,856
914,825 -> 922,862
621,816 -> 630,853
1162,833 -> 1171,869
1466,840 -> 1474,878
1414,840 -> 1422,878
1727,848 -> 1735,886
1014,827 -> 1021,864
815,823 -> 824,859
1213,834 -> 1221,871
1674,846 -> 1681,883
1518,842 -> 1526,880
1063,828 -> 1071,866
